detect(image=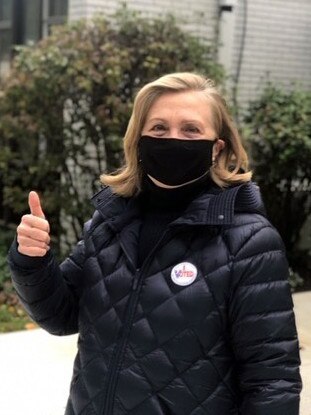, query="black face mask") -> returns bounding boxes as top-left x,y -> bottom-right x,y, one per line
138,136 -> 217,186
